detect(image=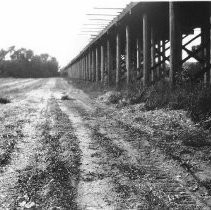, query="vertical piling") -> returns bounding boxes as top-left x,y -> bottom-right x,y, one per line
107,39 -> 111,85
169,2 -> 182,88
126,25 -> 131,87
143,13 -> 151,86
116,32 -> 121,88
101,45 -> 104,83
